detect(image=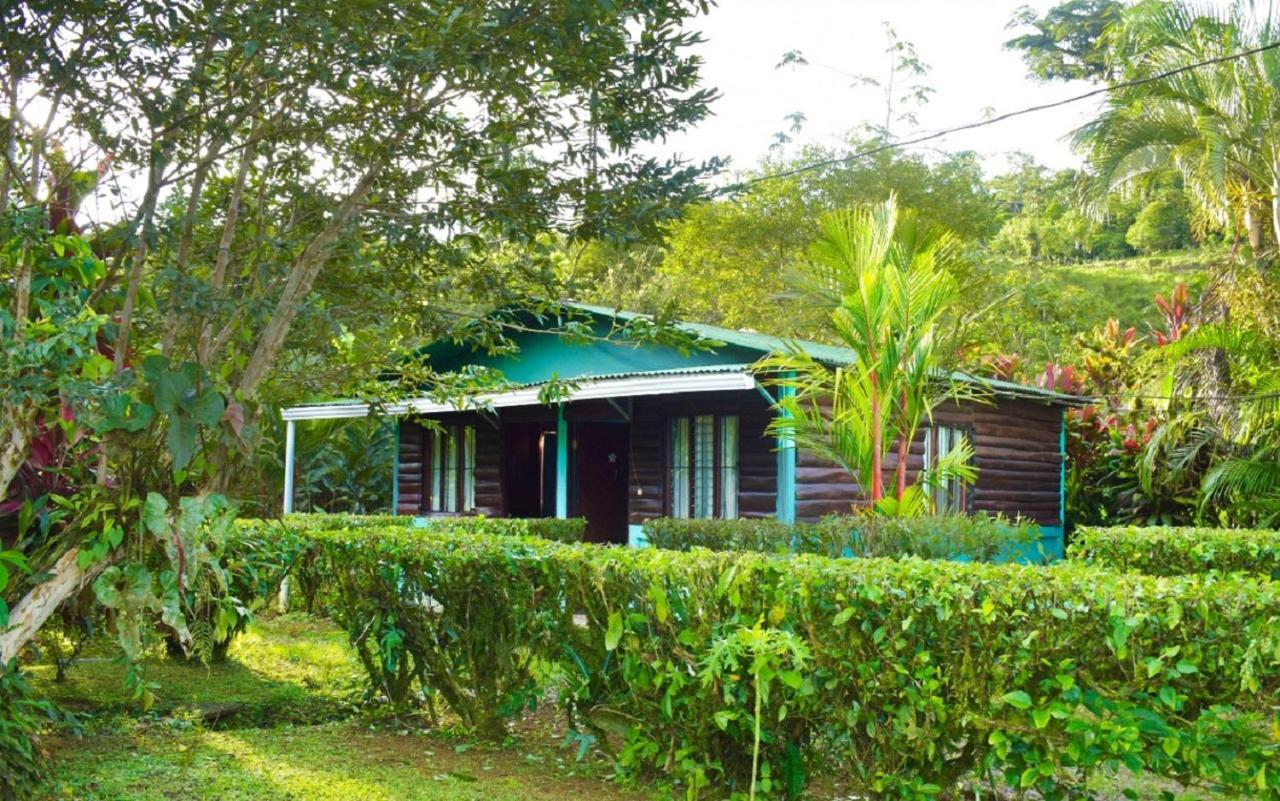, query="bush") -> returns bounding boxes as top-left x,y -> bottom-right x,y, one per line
0,660 -> 59,801
1070,525 -> 1280,578
253,521 -> 1280,799
424,516 -> 586,544
642,517 -> 796,553
1126,191 -> 1194,254
266,513 -> 585,543
643,514 -> 1041,563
